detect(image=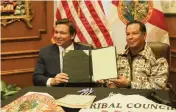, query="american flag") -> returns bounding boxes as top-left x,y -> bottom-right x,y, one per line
52,0 -> 114,48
